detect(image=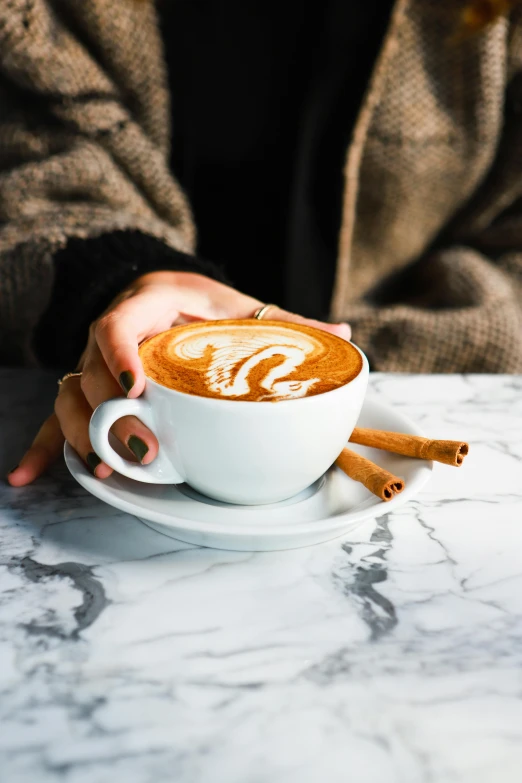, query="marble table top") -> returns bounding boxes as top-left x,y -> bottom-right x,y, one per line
0,370 -> 521,783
